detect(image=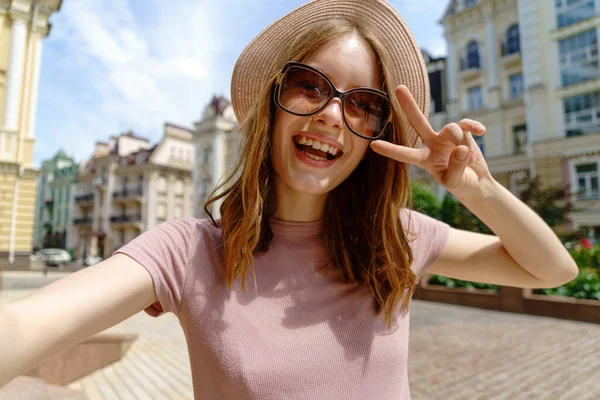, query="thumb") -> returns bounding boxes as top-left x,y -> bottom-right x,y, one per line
443,146 -> 469,188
